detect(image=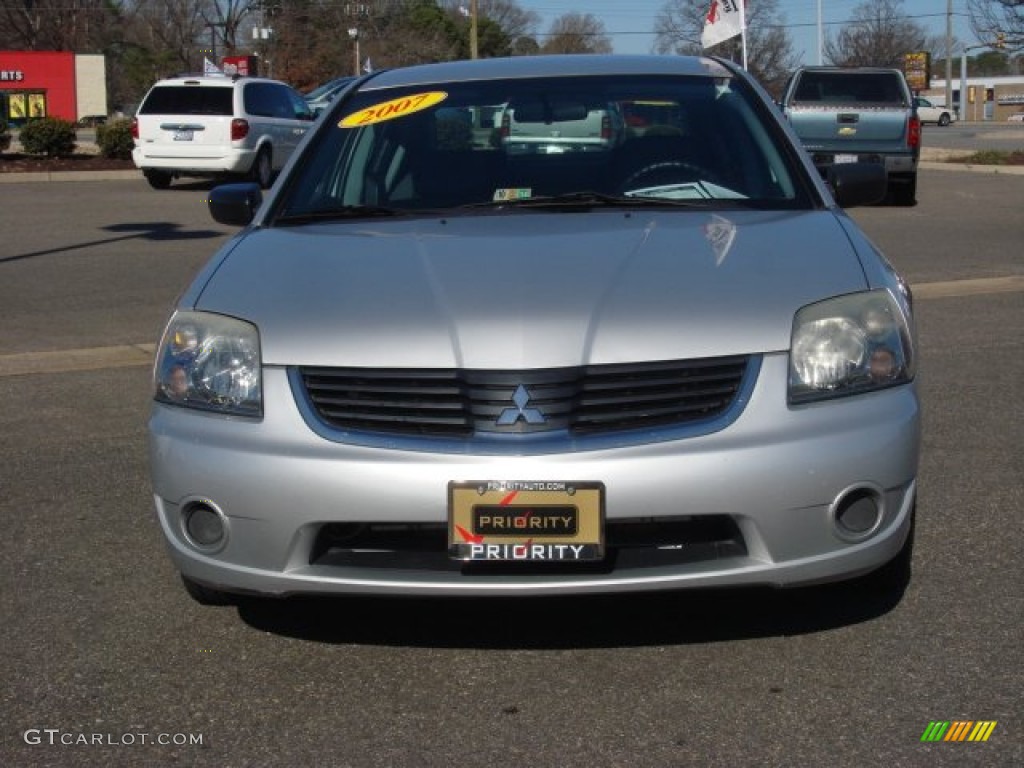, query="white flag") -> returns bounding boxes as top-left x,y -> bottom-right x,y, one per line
702,0 -> 744,49
203,57 -> 222,75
